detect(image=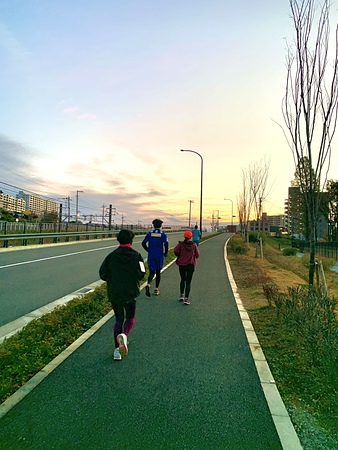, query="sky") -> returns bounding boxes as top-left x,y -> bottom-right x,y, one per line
1,0 -> 338,228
